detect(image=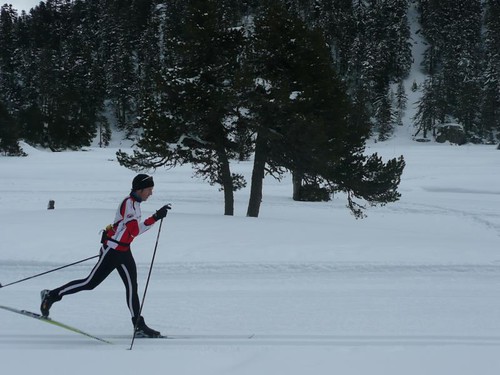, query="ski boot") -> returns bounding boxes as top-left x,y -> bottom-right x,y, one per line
133,316 -> 162,338
40,289 -> 61,318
